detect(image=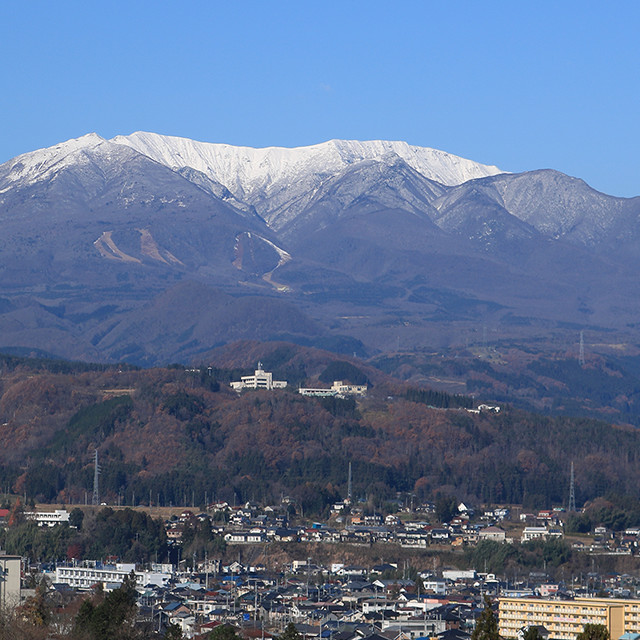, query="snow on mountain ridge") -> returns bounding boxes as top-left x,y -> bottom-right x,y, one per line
111,132 -> 504,201
0,132 -> 506,233
0,133 -> 107,191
